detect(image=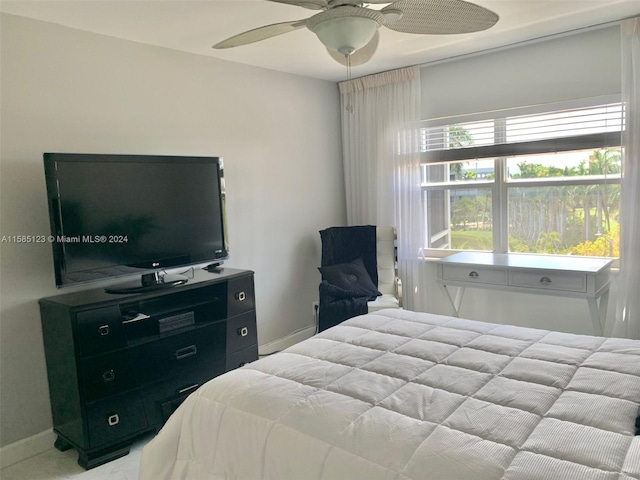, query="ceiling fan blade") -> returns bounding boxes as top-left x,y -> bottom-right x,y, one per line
267,0 -> 328,9
213,20 -> 307,49
328,30 -> 379,67
383,0 -> 498,35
